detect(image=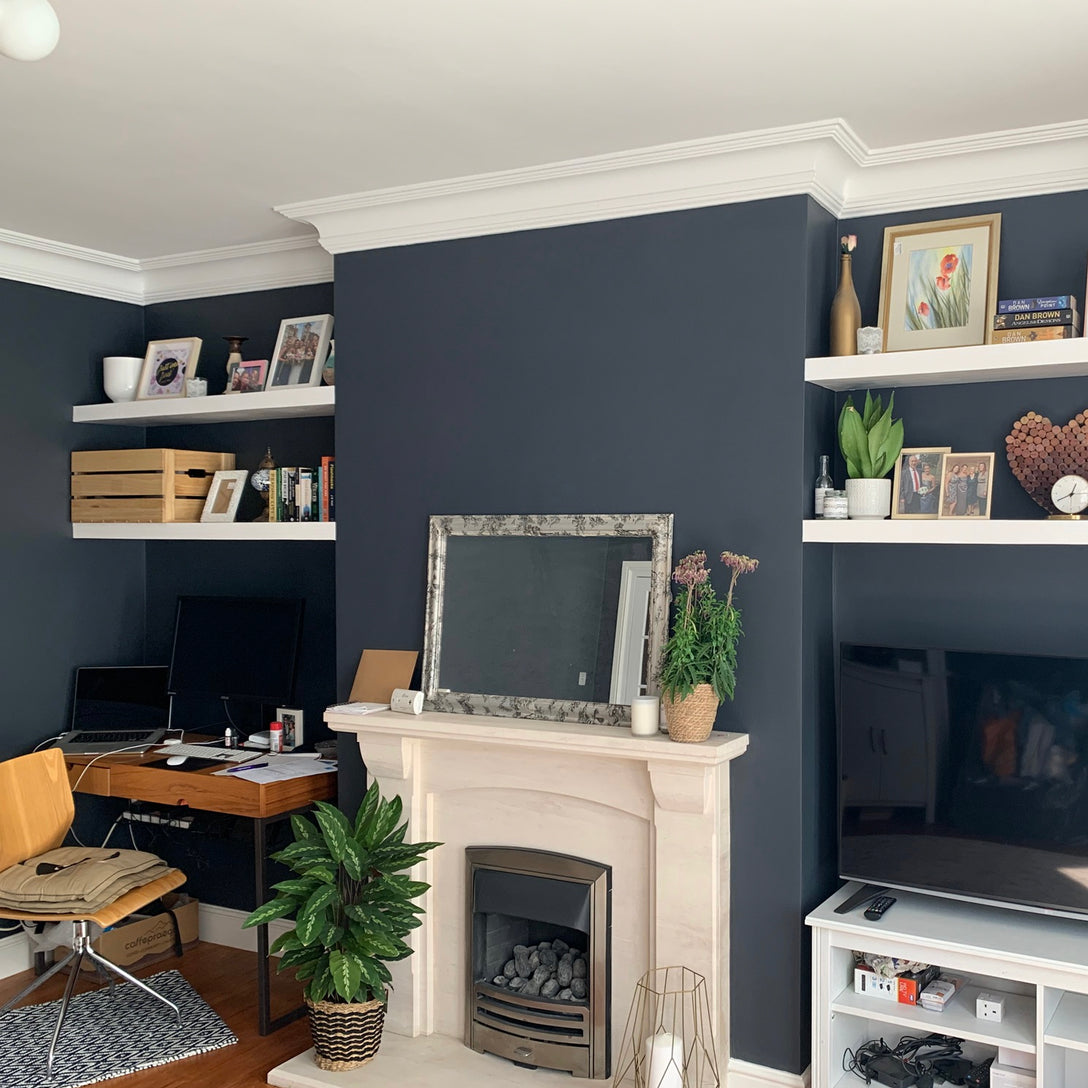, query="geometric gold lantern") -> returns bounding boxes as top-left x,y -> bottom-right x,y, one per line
614,966 -> 720,1088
